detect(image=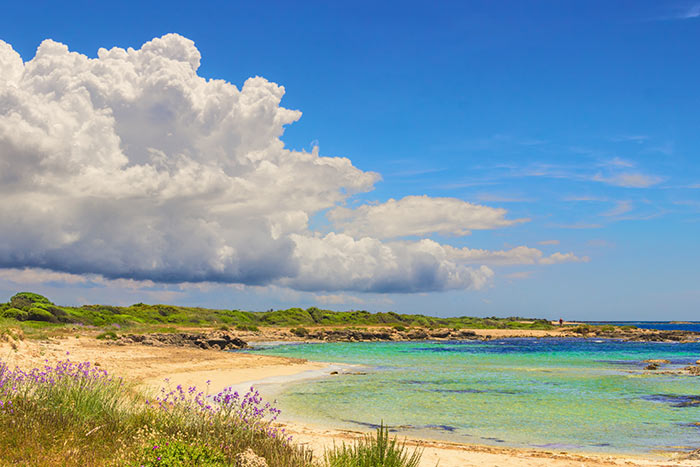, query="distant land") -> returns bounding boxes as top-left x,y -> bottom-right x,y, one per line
0,292 -> 554,331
